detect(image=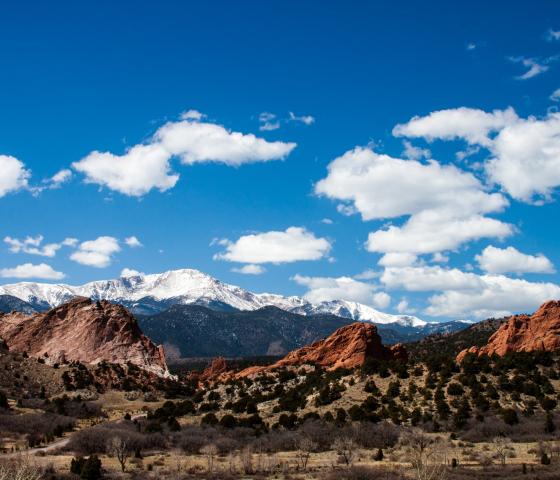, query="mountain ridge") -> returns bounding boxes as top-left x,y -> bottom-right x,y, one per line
0,268 -> 432,328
